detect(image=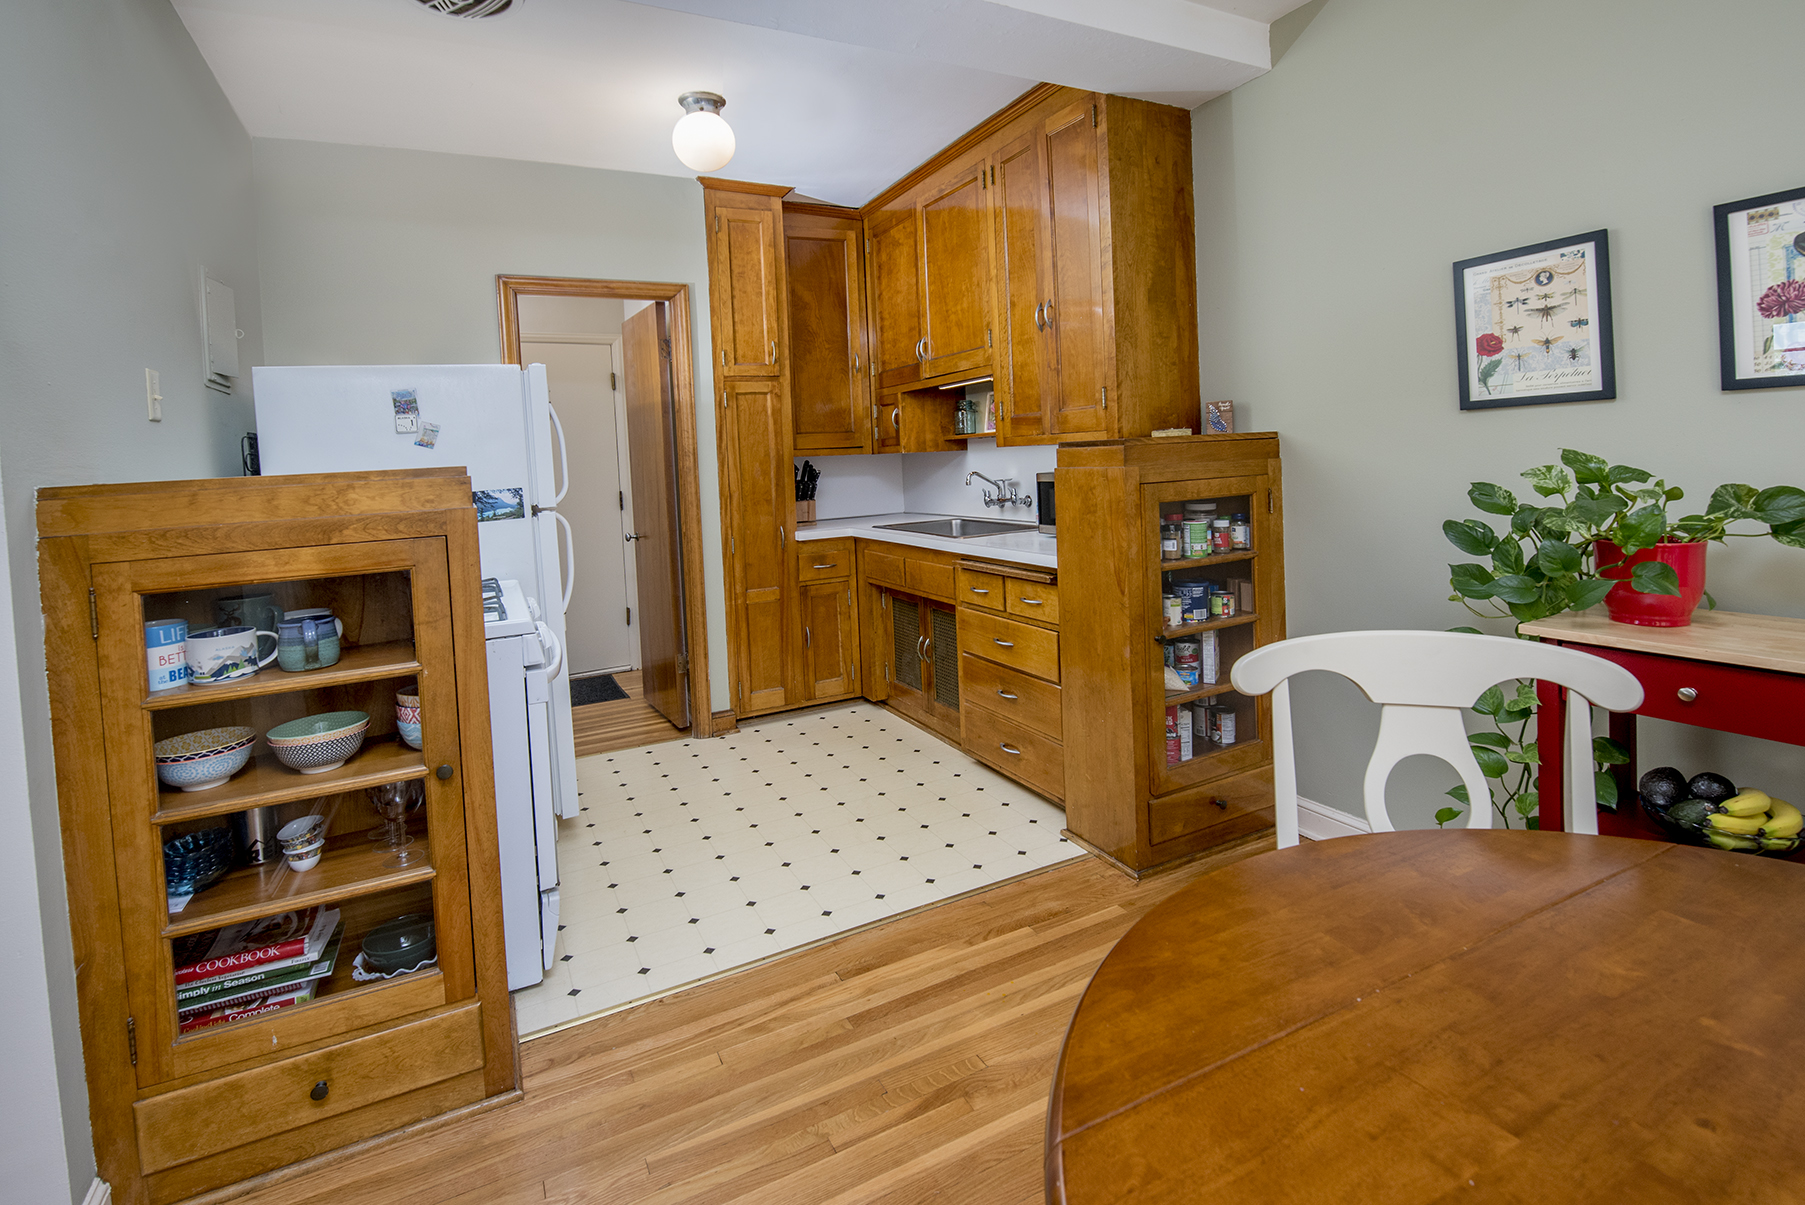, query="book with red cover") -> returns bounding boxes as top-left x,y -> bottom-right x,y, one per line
171,907 -> 339,986
177,983 -> 317,1033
